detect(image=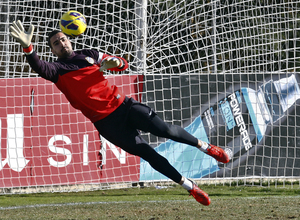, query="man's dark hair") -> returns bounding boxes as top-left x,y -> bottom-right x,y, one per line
47,30 -> 62,48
